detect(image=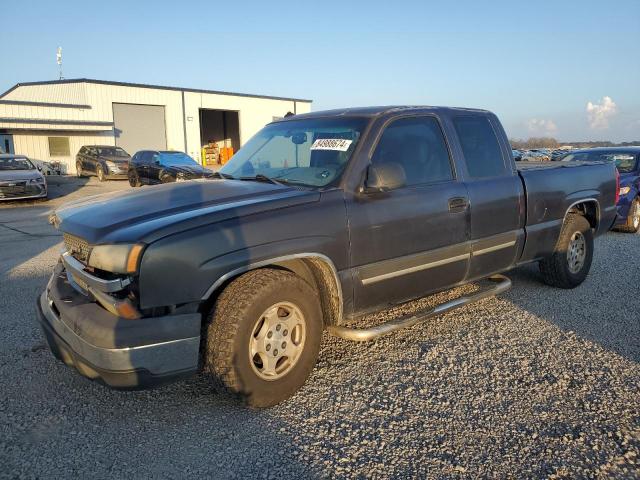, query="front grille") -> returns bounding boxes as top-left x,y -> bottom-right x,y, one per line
0,181 -> 27,198
63,233 -> 91,263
